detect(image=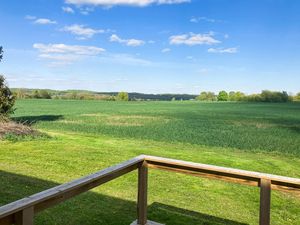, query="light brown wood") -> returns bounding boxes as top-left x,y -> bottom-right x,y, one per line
147,163 -> 300,193
259,179 -> 271,225
144,155 -> 300,190
15,207 -> 34,225
137,161 -> 148,225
